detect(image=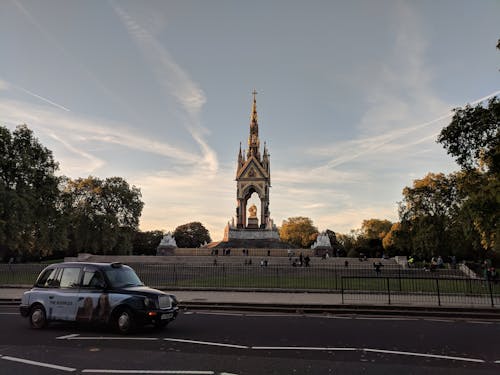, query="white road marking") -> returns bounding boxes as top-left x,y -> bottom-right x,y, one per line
423,319 -> 454,323
252,346 -> 357,351
52,333 -> 492,365
243,313 -> 298,318
355,317 -> 418,321
164,338 -> 248,349
363,348 -> 485,363
494,360 -> 500,364
82,371 -> 214,374
1,355 -> 76,371
0,312 -> 19,315
467,321 -> 494,325
193,312 -> 243,317
56,334 -> 80,340
65,336 -> 159,341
